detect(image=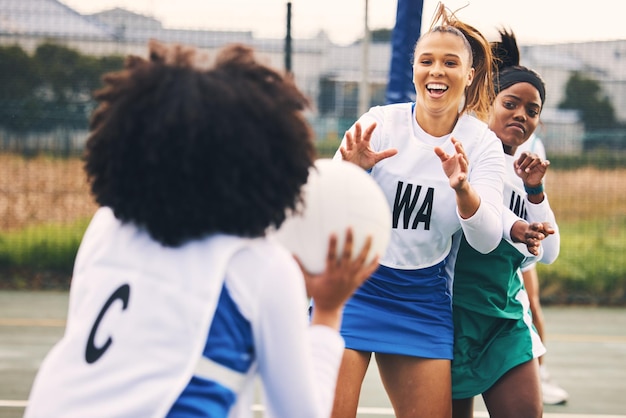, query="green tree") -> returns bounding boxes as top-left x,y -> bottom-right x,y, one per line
559,72 -> 617,130
32,43 -> 124,130
371,28 -> 393,43
0,45 -> 40,131
354,28 -> 393,44
0,42 -> 124,134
